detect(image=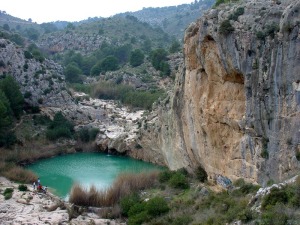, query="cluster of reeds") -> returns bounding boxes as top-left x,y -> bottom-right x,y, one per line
3,166 -> 37,183
69,171 -> 159,207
